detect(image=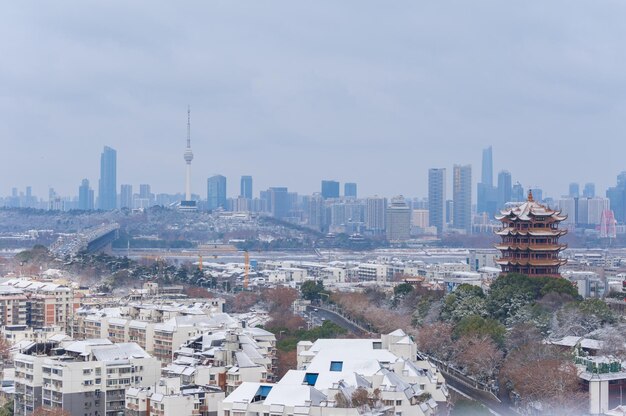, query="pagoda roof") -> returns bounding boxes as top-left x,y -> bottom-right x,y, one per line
495,228 -> 567,237
494,244 -> 567,252
495,192 -> 567,222
495,259 -> 567,267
